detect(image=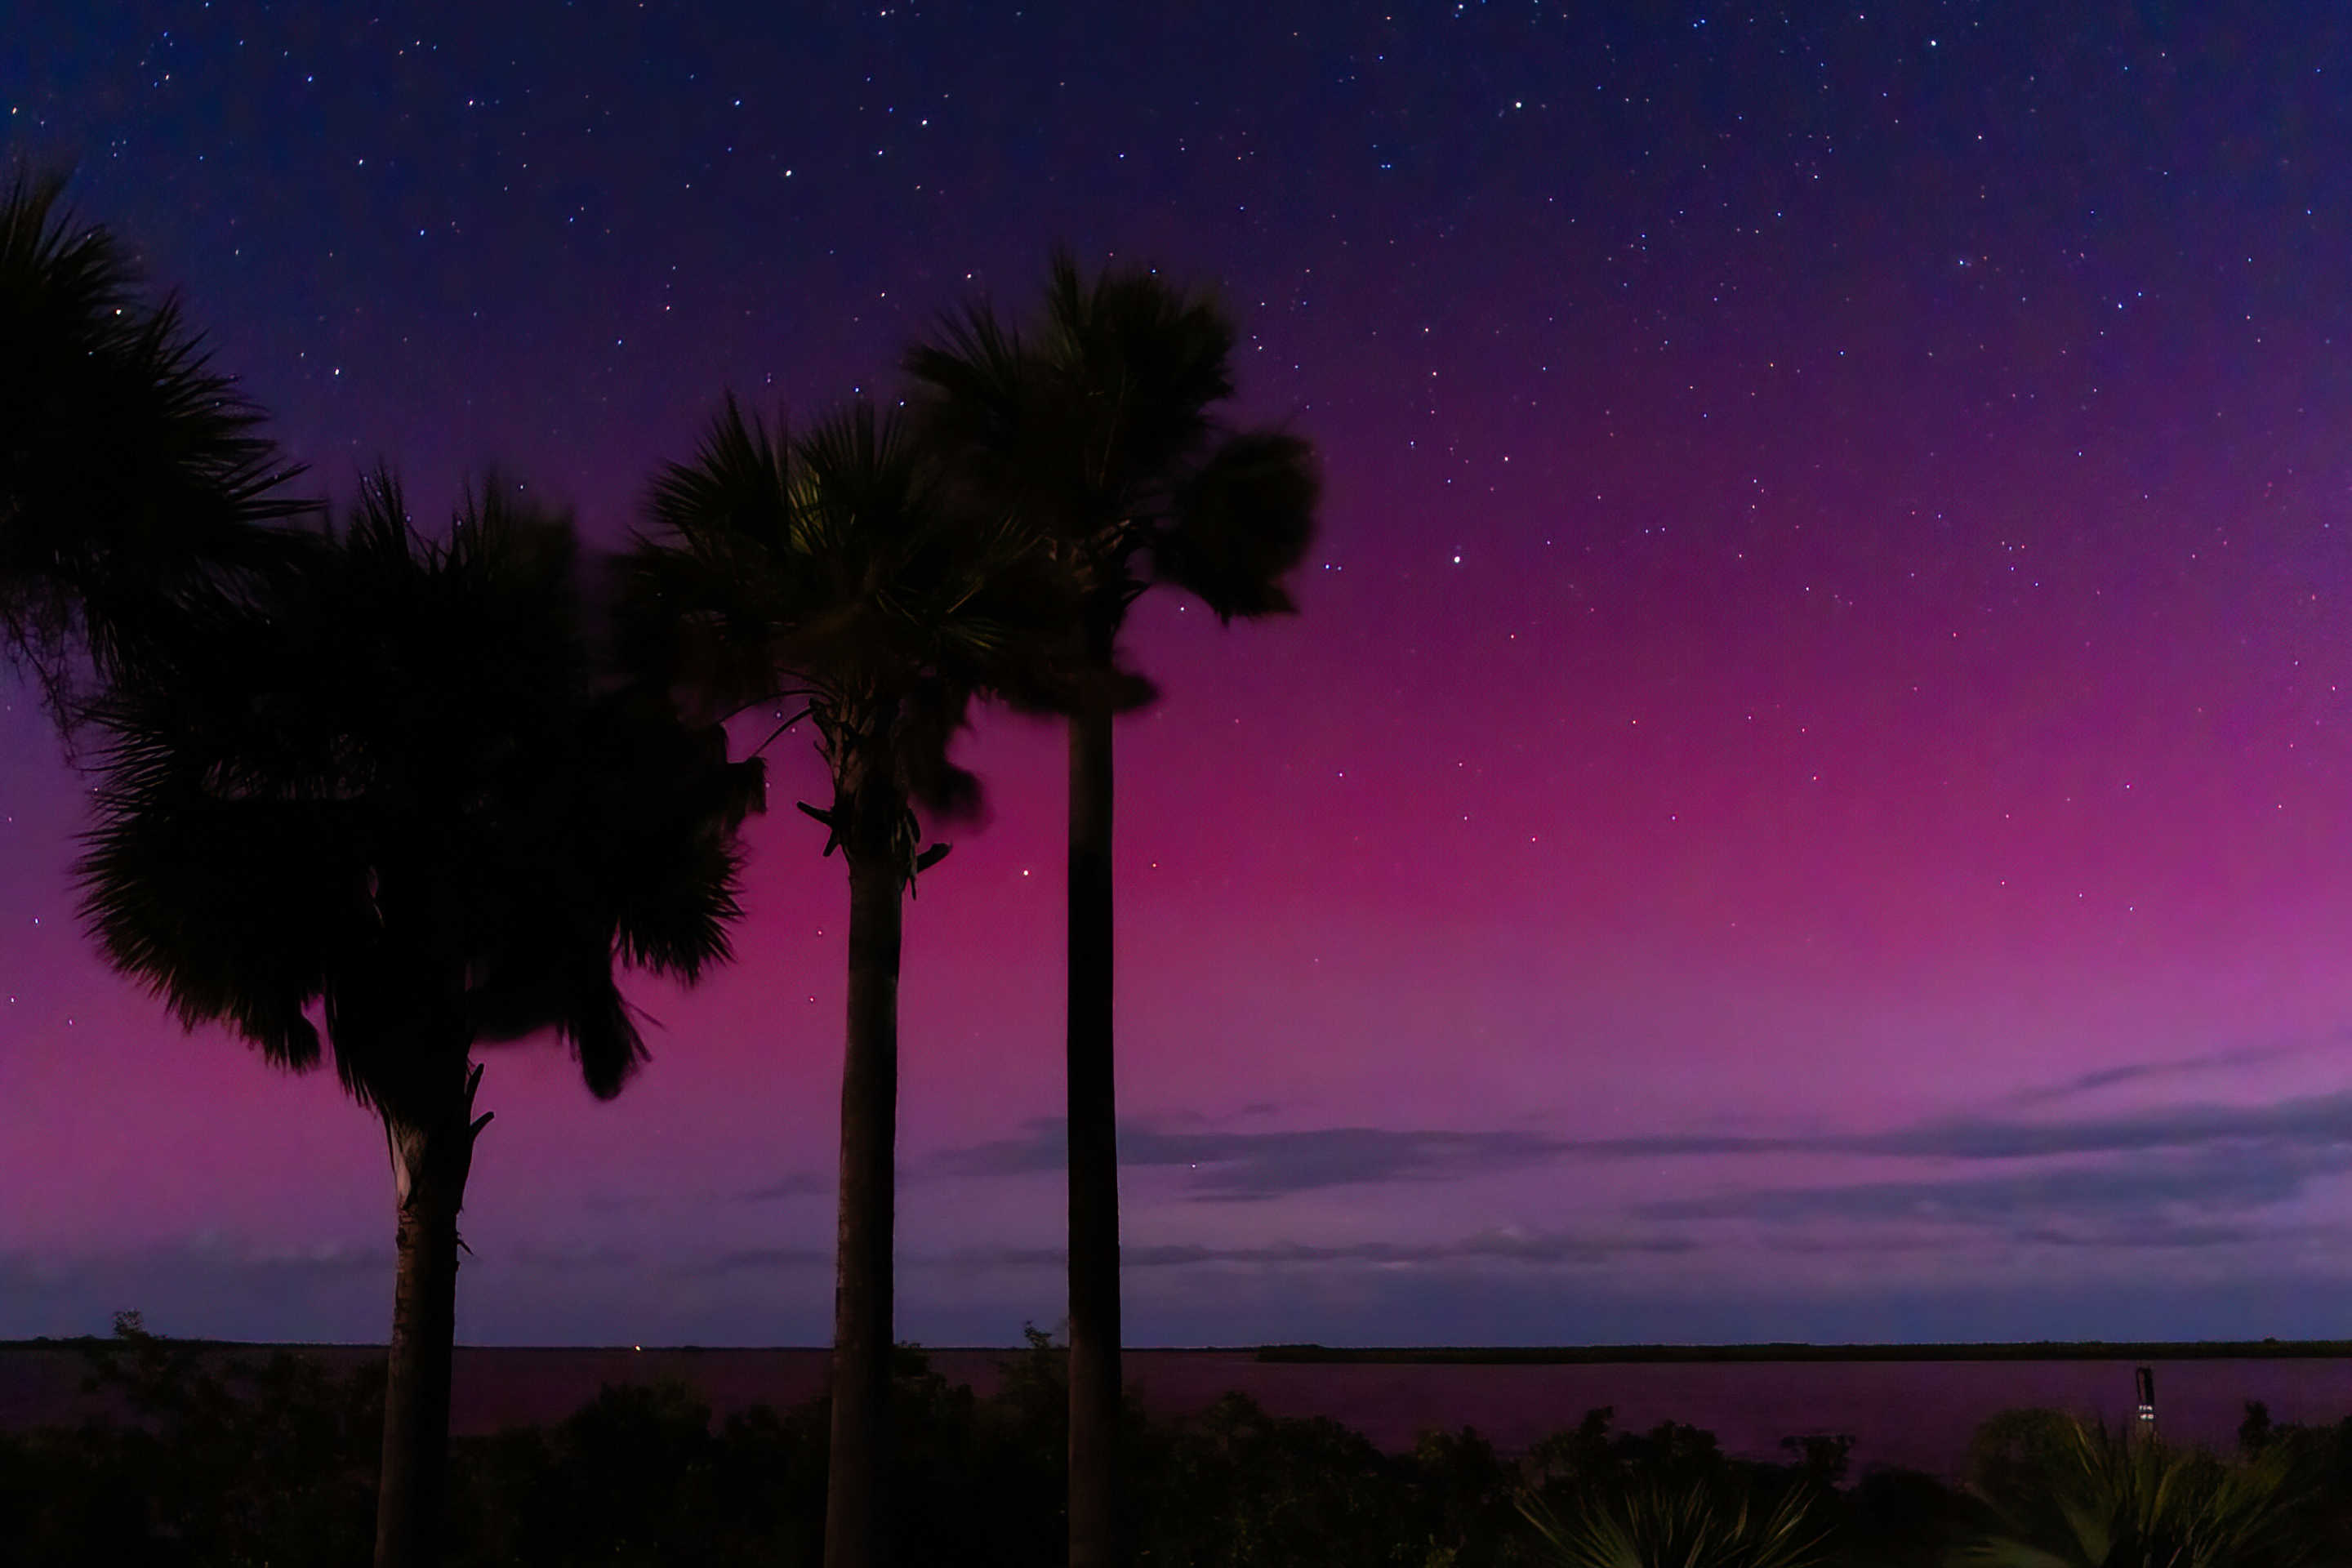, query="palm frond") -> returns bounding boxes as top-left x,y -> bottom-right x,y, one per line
1154,429 -> 1321,621
74,789 -> 353,1071
1518,1478 -> 1831,1568
893,677 -> 985,822
902,298 -> 1037,503
0,167 -> 315,724
648,394 -> 795,553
